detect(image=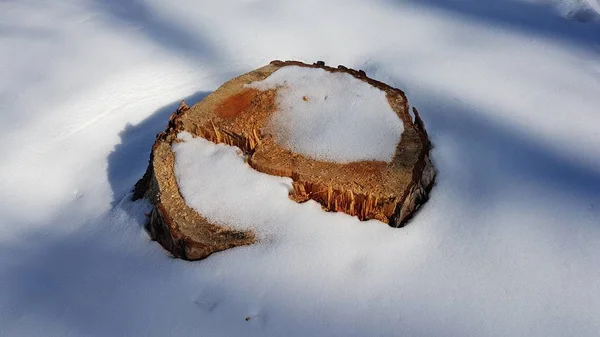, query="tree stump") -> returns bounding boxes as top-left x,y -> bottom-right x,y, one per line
133,60 -> 435,260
